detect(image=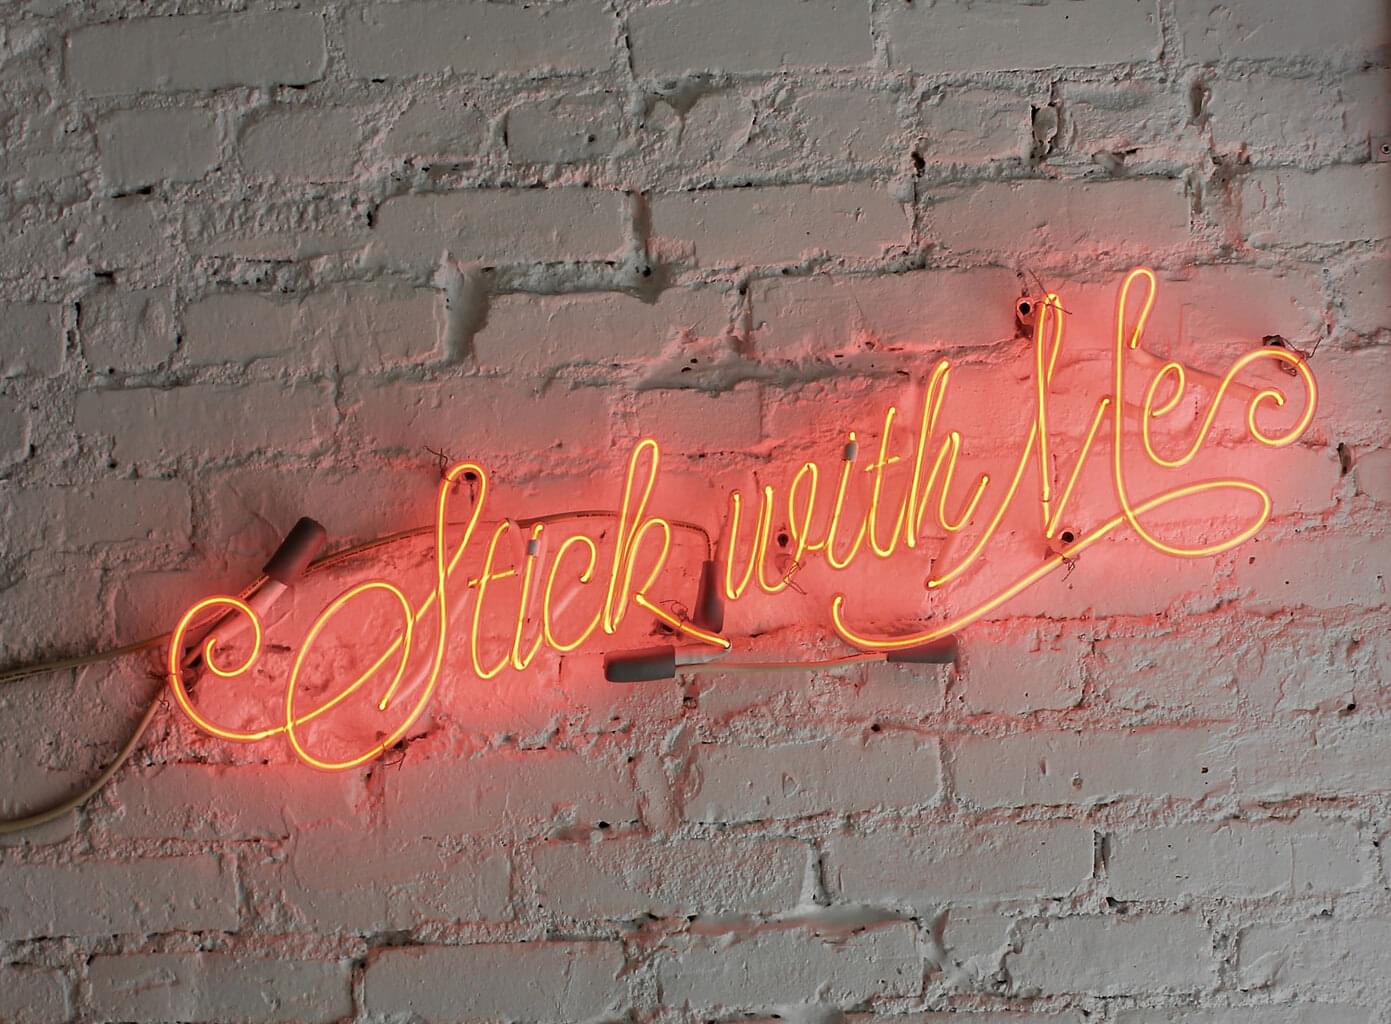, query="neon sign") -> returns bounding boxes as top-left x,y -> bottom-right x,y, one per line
167,268 -> 1317,770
